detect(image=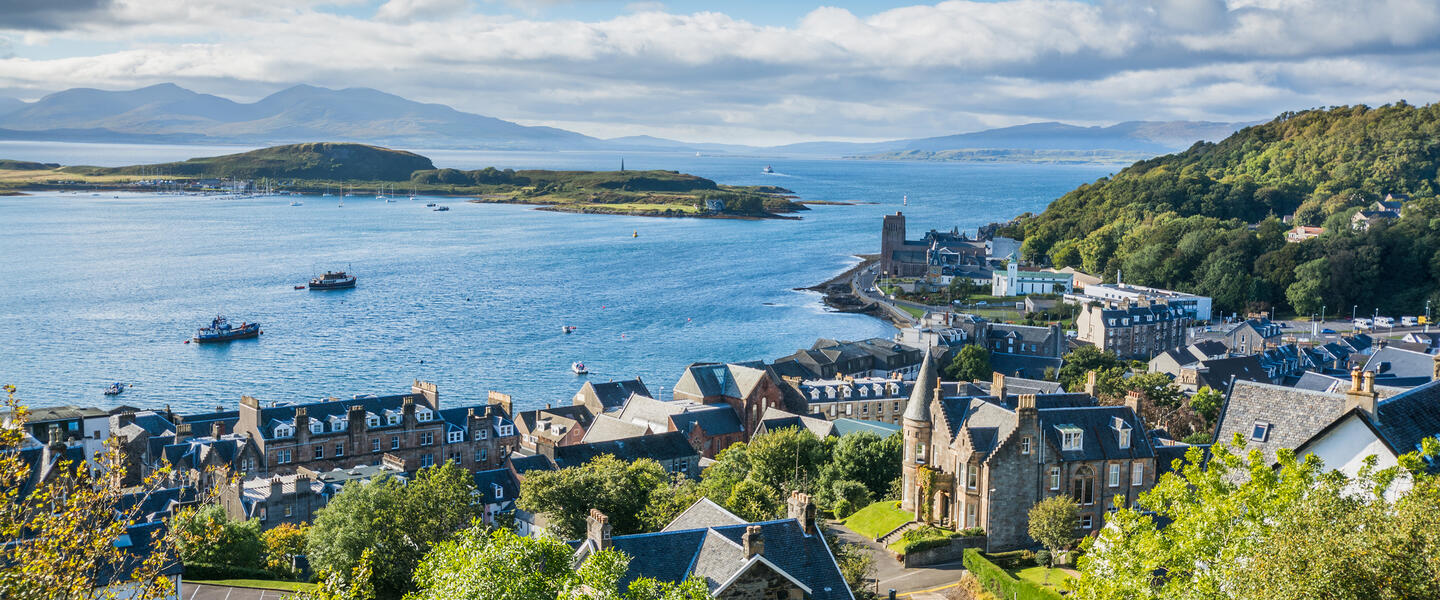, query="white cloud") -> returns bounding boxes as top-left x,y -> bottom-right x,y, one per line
0,0 -> 1437,142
